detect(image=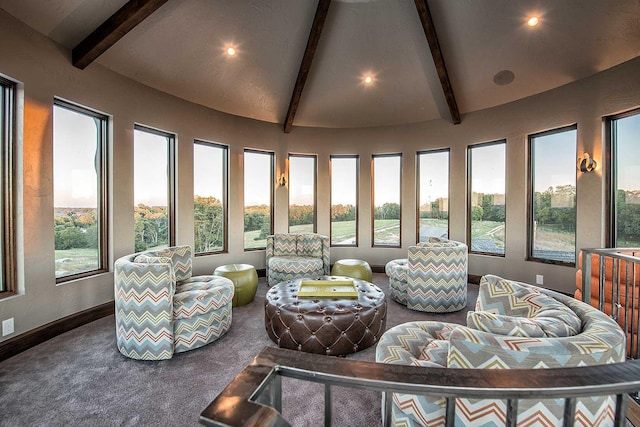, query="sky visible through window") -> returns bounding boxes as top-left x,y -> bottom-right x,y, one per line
616,114 -> 640,191
53,107 -> 98,208
134,129 -> 168,207
194,143 -> 223,199
289,156 -> 315,206
244,151 -> 272,206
